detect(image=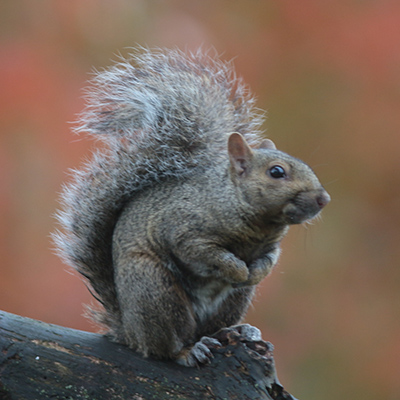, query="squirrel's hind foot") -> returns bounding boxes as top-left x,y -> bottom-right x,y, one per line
174,325 -> 261,367
175,336 -> 222,367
